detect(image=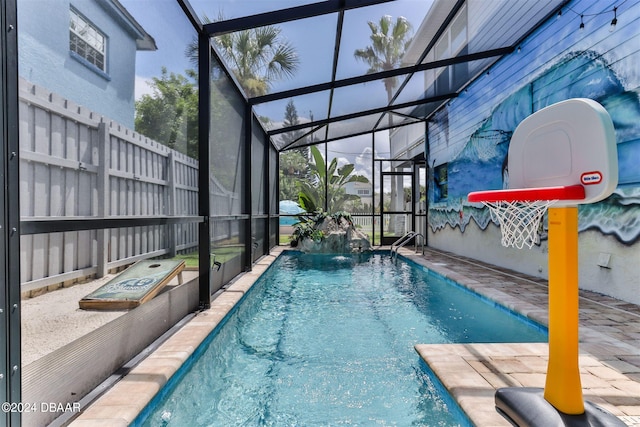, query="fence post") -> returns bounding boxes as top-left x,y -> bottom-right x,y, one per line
167,151 -> 177,258
96,121 -> 110,277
